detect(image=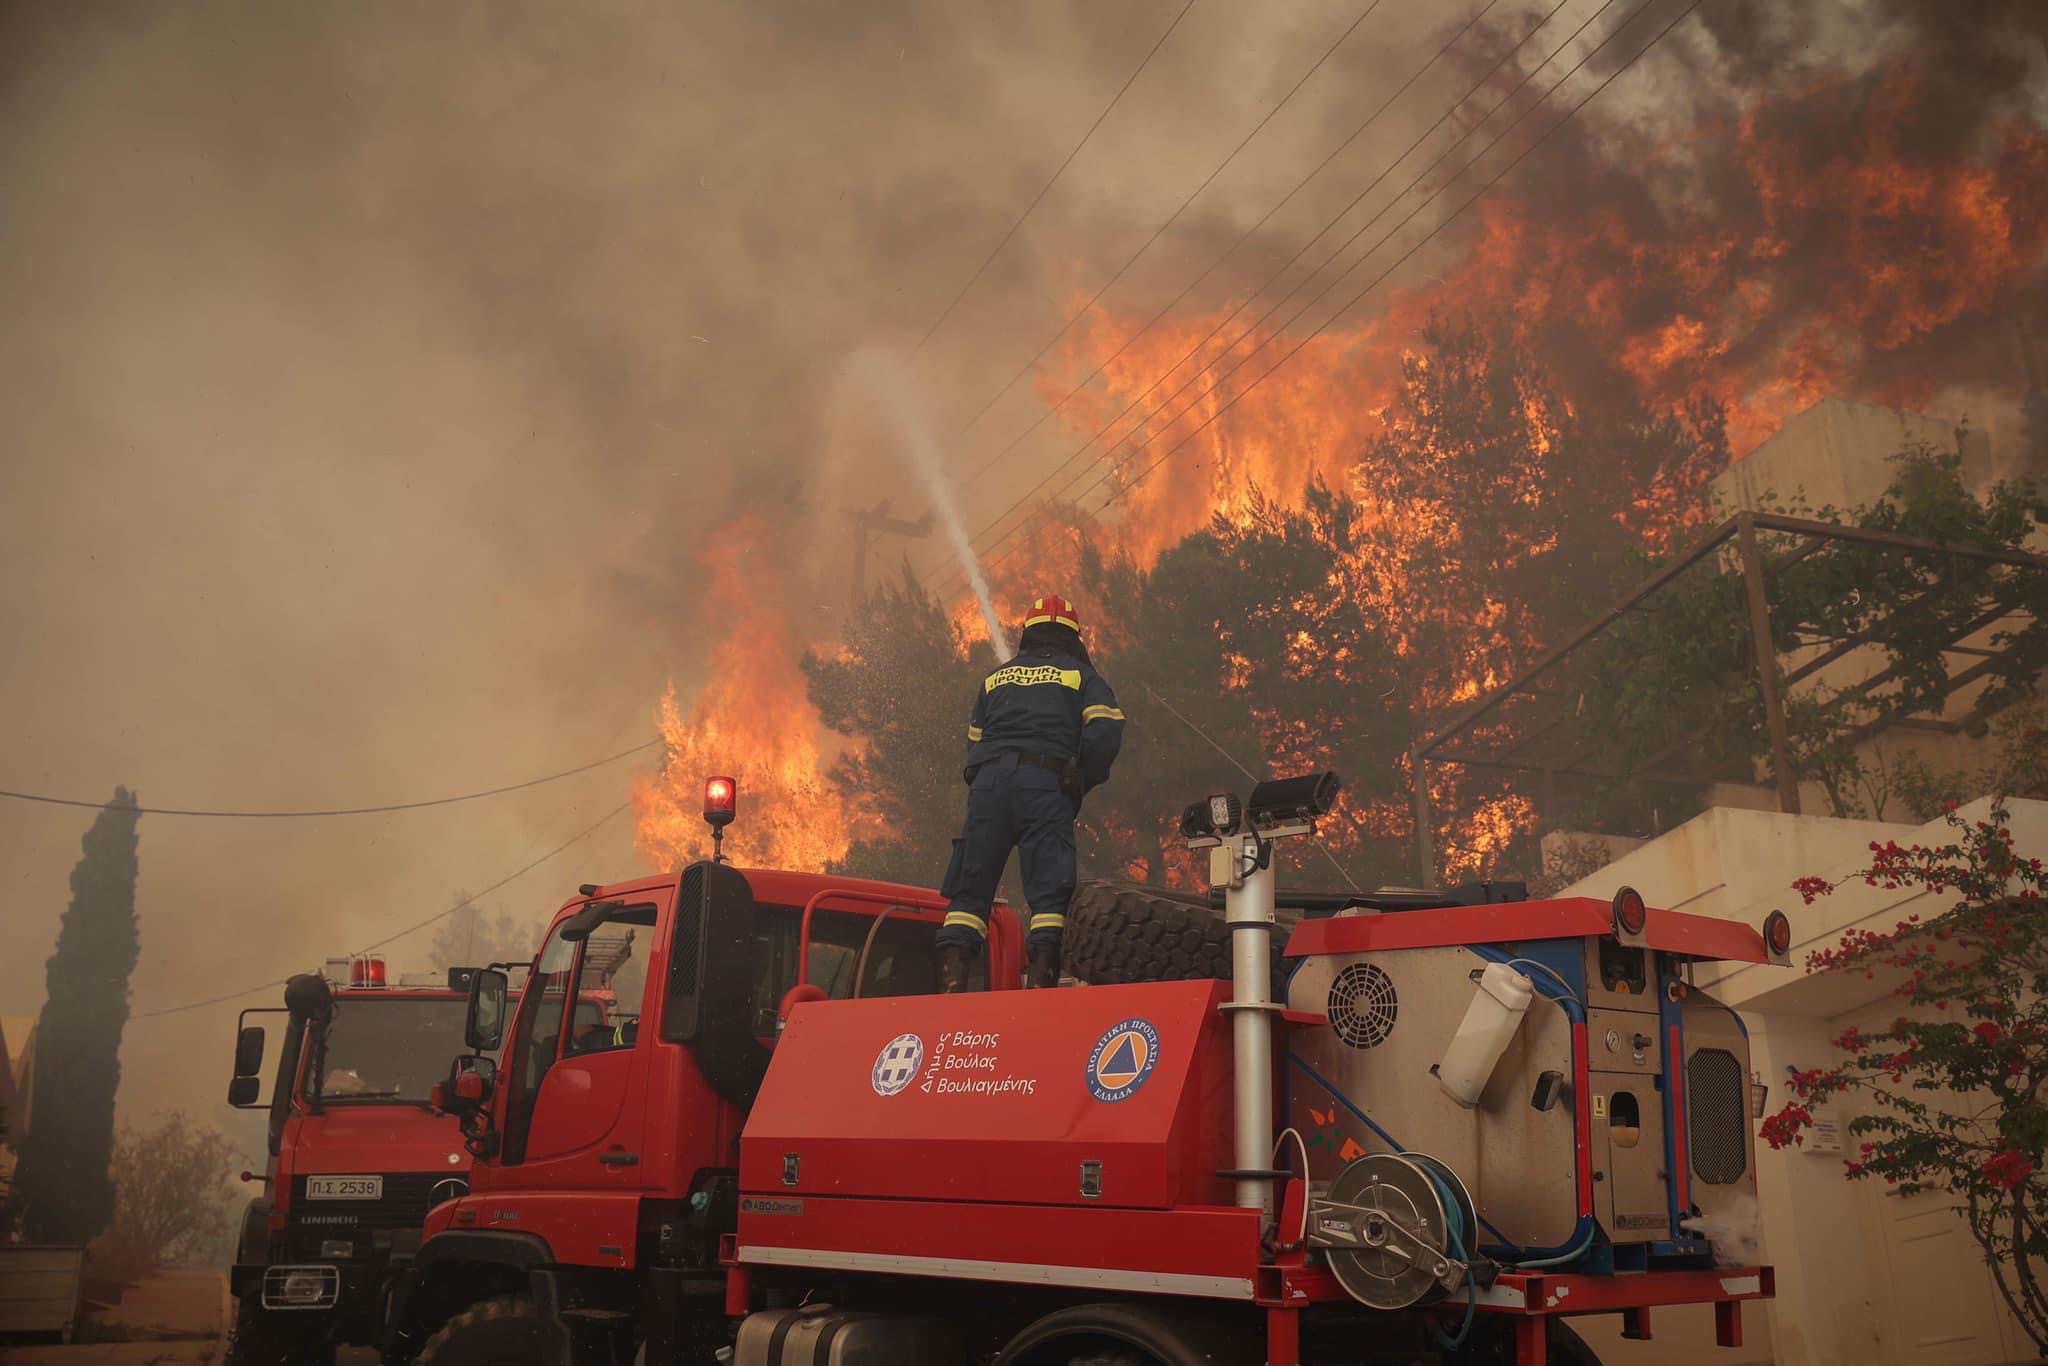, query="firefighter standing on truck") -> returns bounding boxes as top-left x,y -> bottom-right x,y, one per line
936,594 -> 1124,992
